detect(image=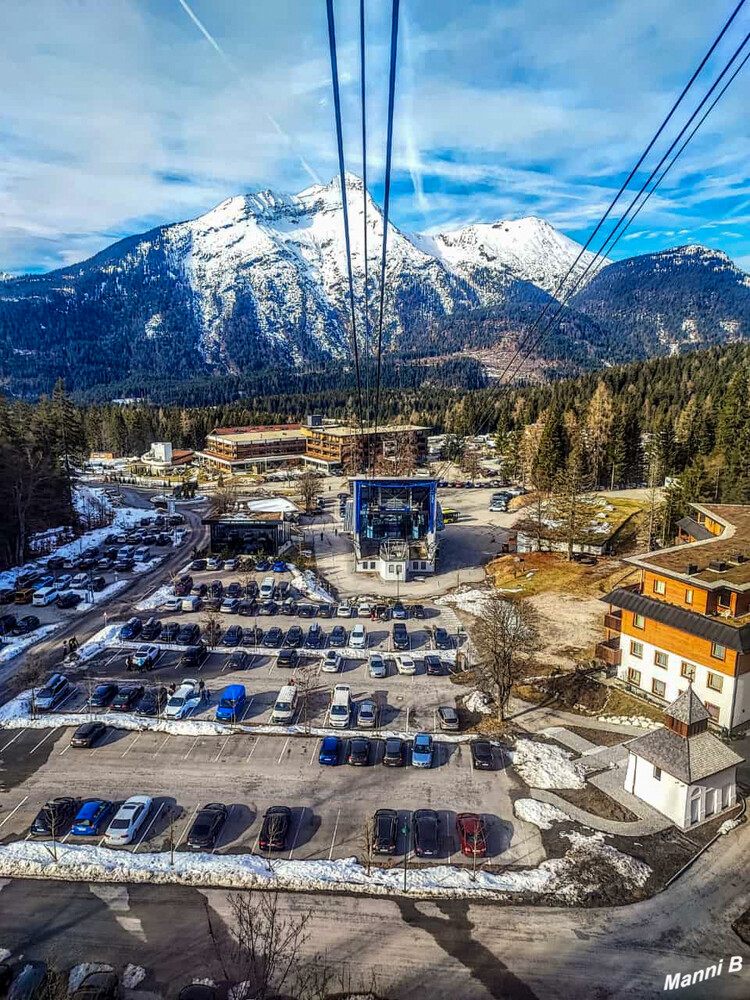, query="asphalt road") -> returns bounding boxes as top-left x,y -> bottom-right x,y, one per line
0,822 -> 747,1000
